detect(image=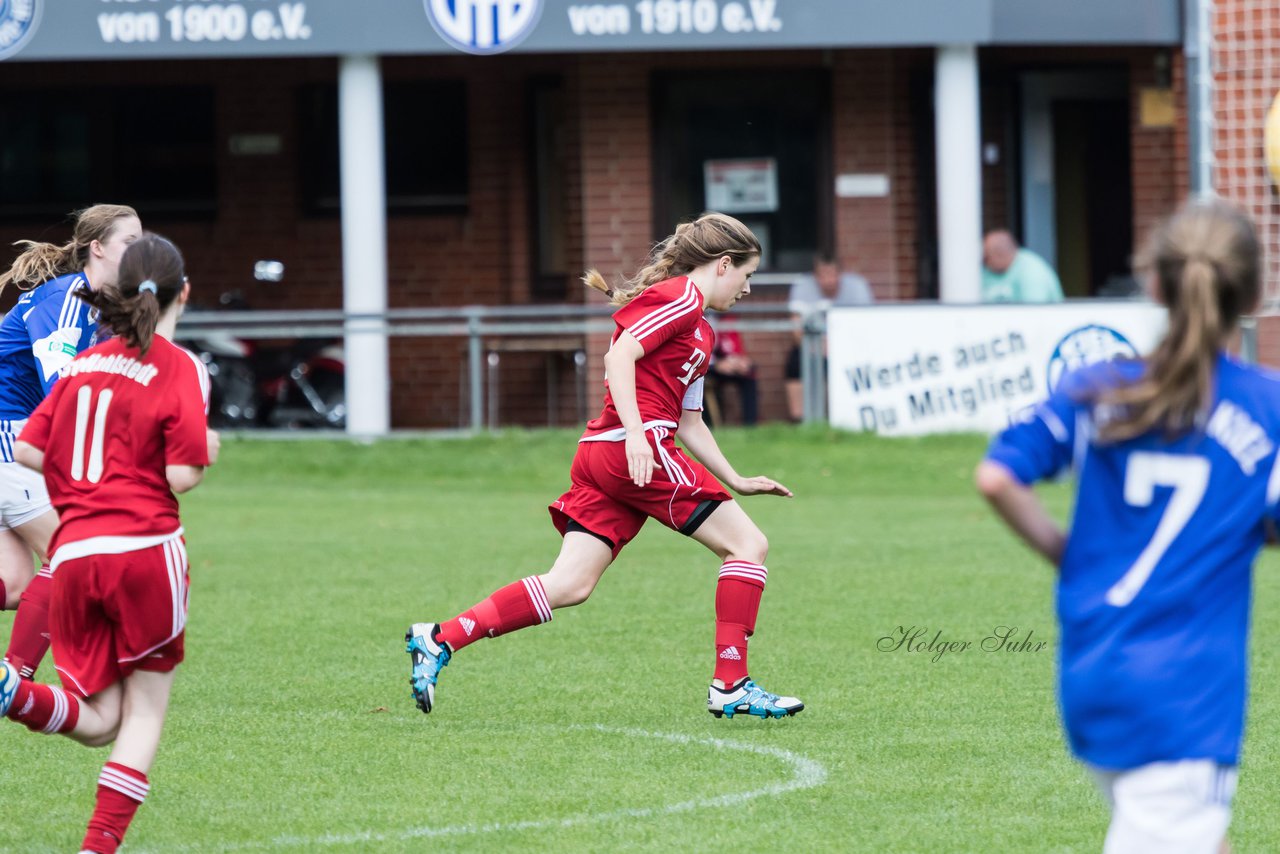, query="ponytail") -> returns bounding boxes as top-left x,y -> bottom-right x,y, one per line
1099,200 -> 1259,442
582,269 -> 615,301
0,240 -> 77,299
